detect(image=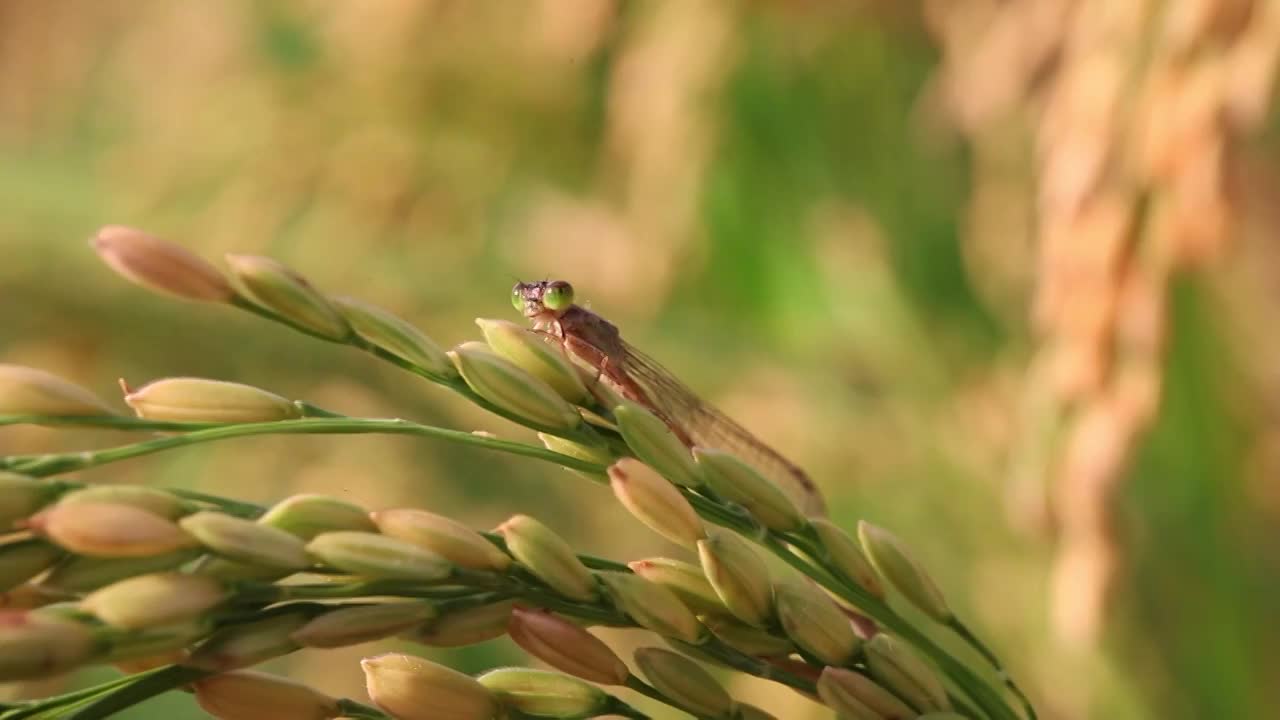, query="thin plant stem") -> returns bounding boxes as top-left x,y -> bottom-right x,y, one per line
623,674 -> 672,706
599,698 -> 652,720
0,415 -> 608,478
335,698 -> 392,719
0,669 -> 157,720
63,664 -> 212,720
166,488 -> 265,519
623,676 -> 705,720
480,531 -> 630,572
949,617 -> 1036,720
